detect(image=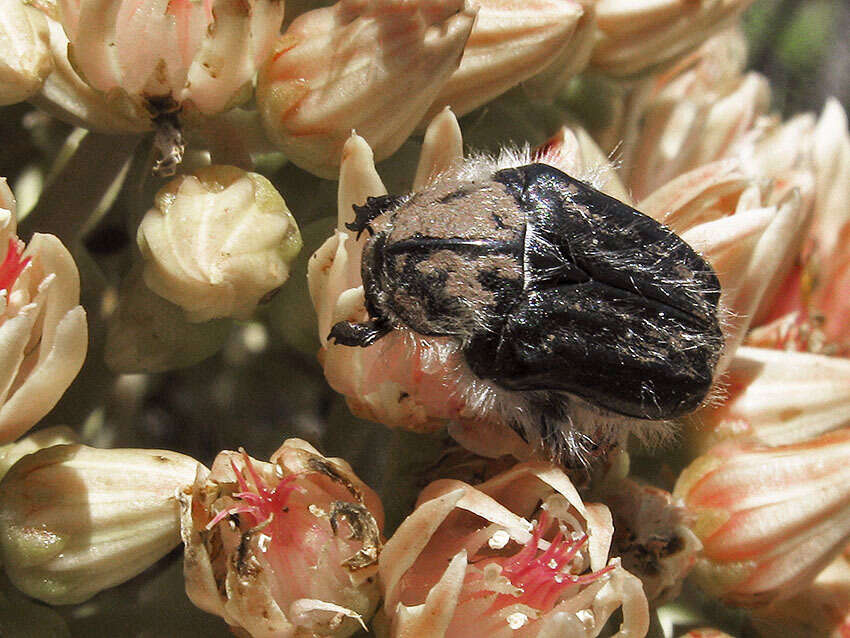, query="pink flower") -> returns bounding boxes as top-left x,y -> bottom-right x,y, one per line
257,0 -> 476,178
181,439 -> 384,637
379,462 -> 649,637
